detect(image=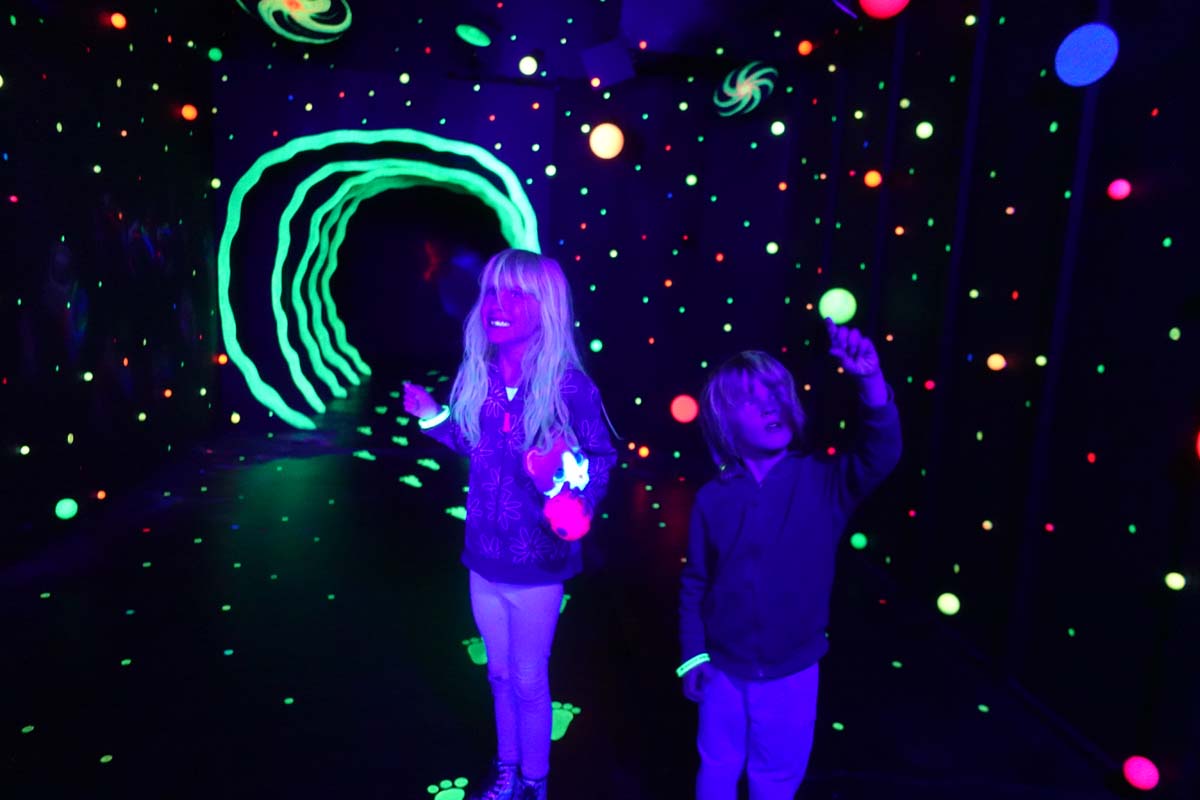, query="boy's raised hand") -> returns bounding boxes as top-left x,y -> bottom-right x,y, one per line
402,381 -> 441,419
825,317 -> 881,377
